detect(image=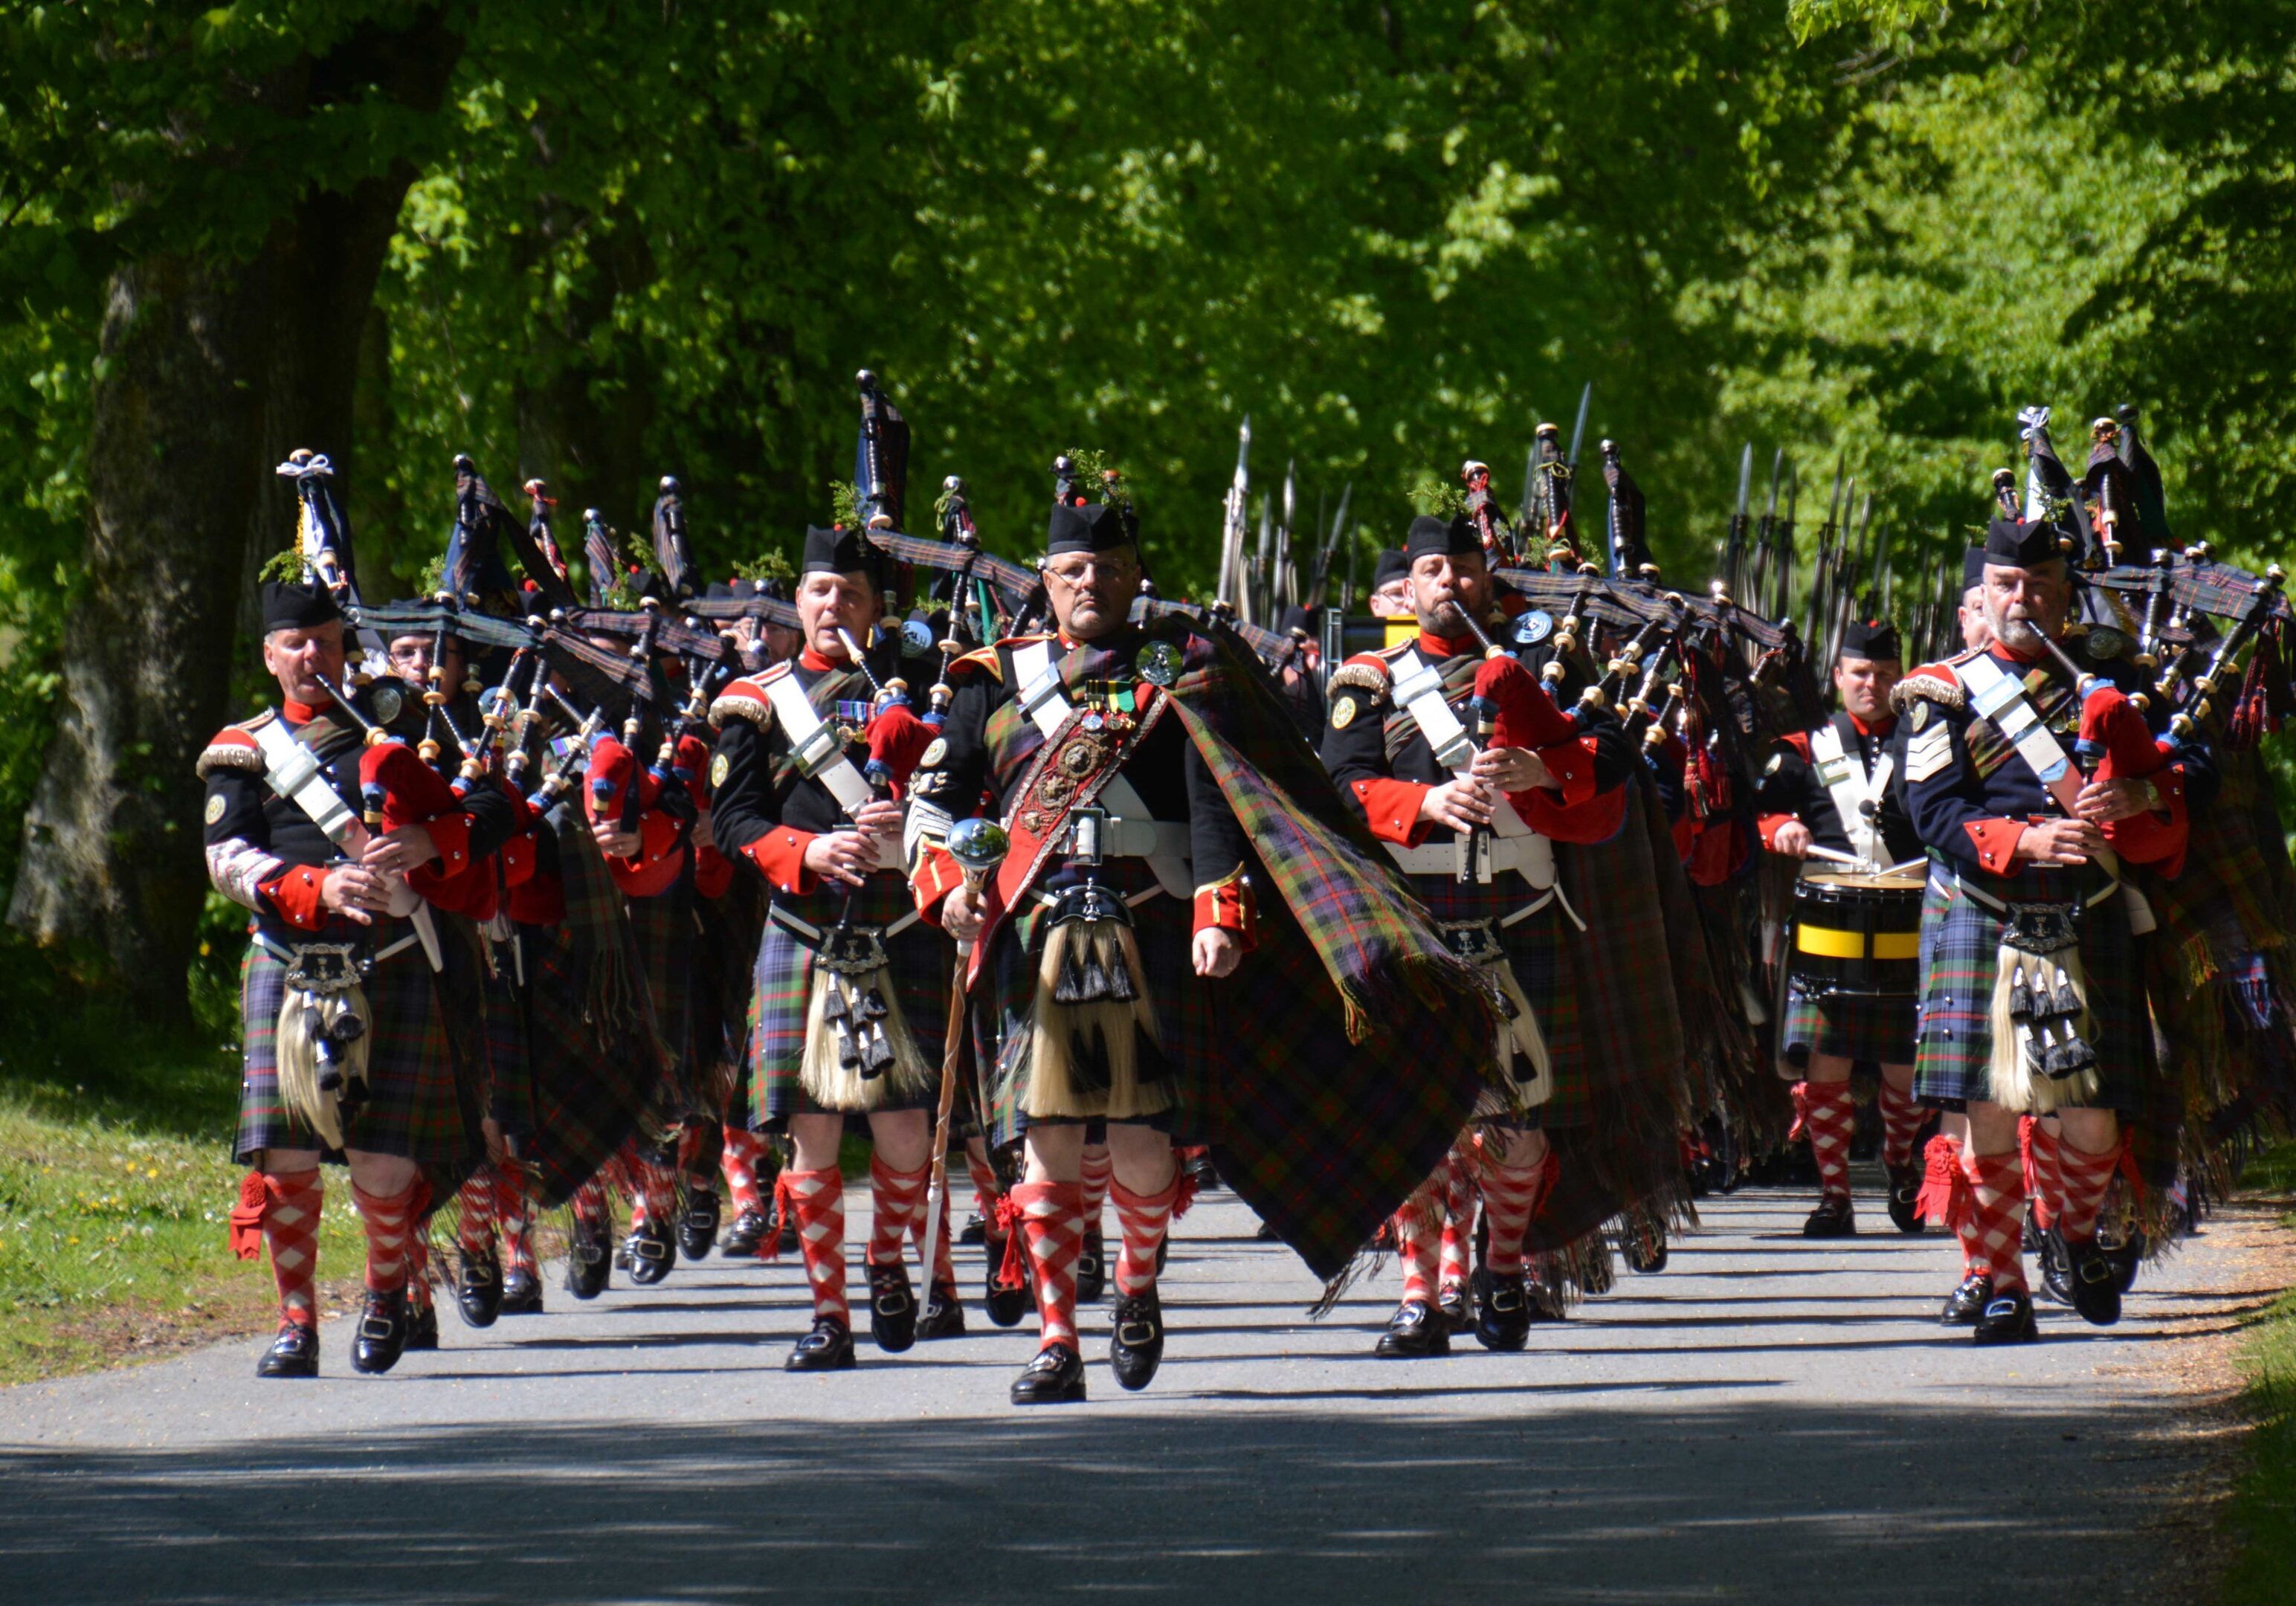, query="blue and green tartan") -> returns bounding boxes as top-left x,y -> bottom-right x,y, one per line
748,869 -> 949,1123
1407,876 -> 1583,1127
1912,863 -> 2150,1111
233,918 -> 473,1166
